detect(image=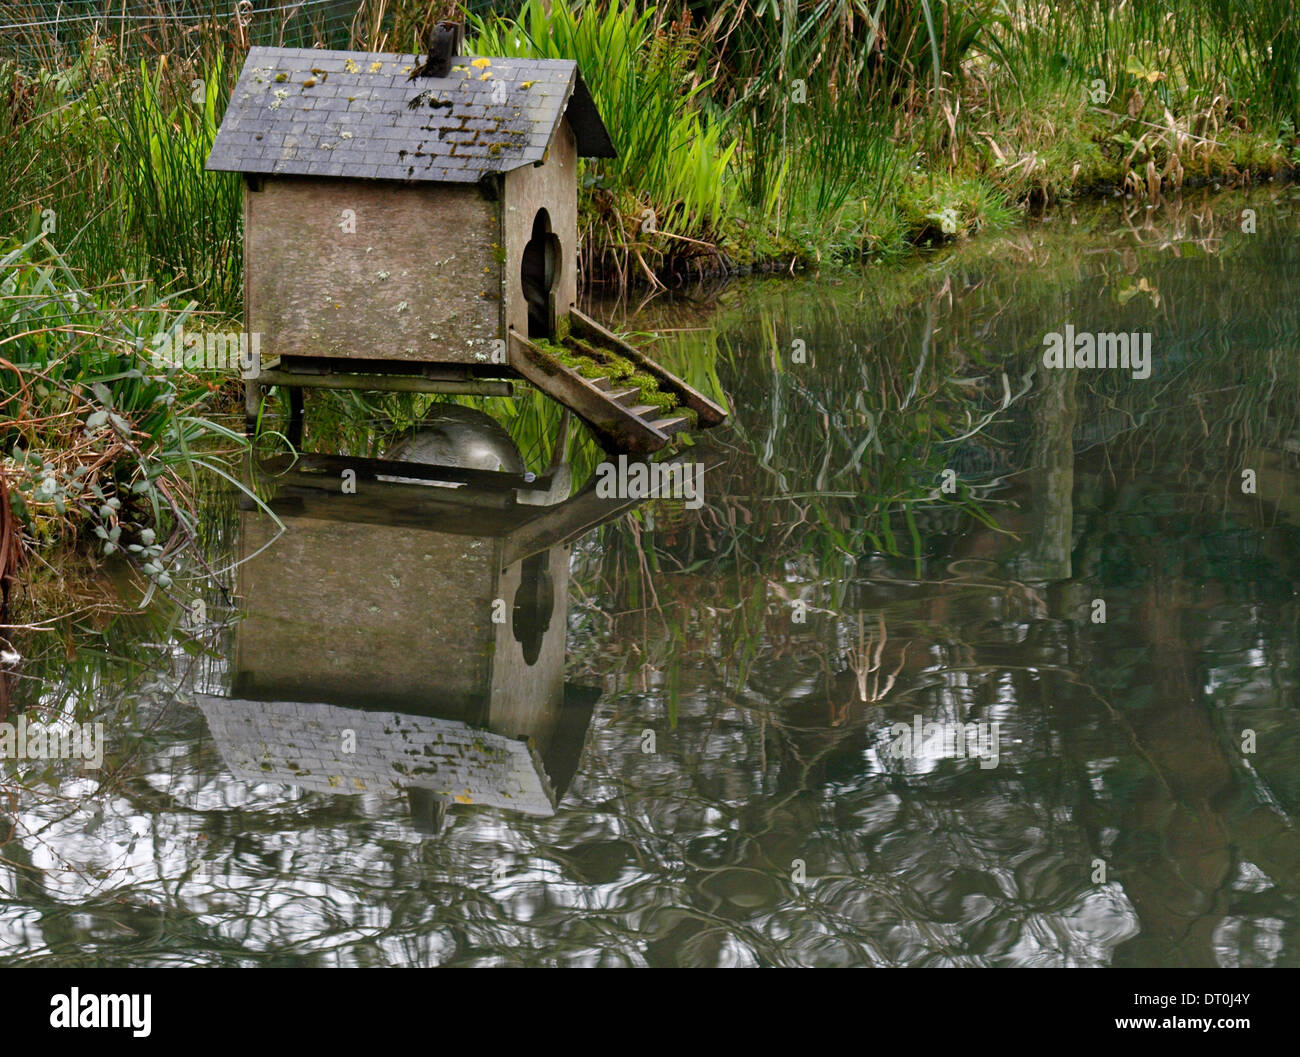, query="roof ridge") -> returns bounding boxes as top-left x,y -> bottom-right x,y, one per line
246,43 -> 580,65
